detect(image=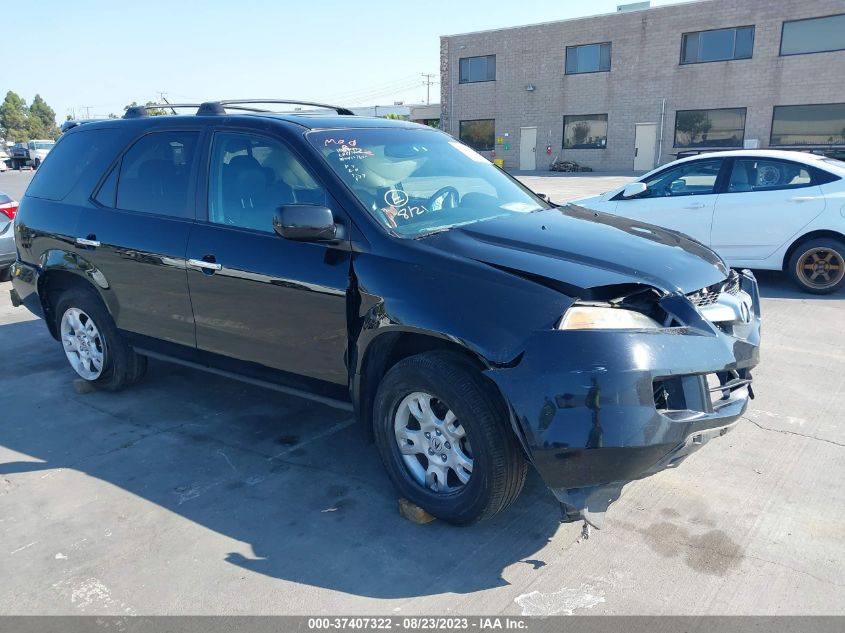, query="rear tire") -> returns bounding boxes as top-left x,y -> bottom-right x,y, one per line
373,351 -> 527,525
787,238 -> 845,294
53,288 -> 147,391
